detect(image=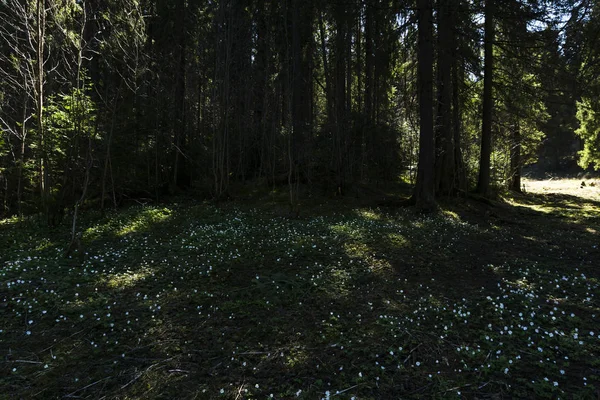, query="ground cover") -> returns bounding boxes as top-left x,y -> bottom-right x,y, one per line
1,180 -> 599,399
